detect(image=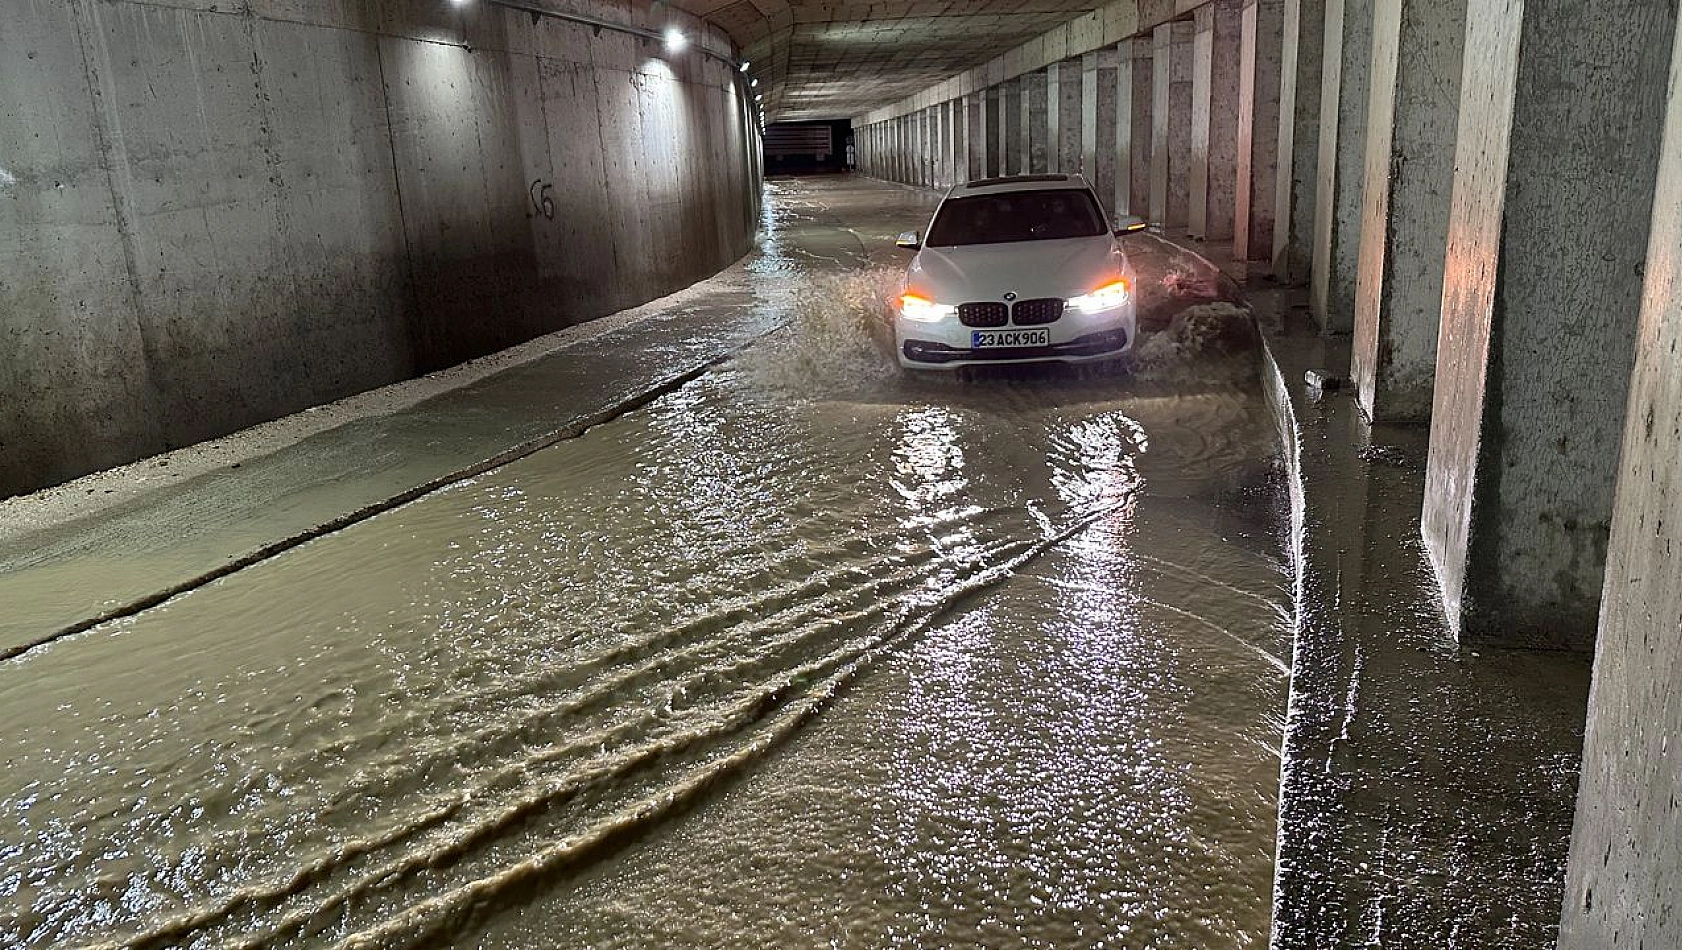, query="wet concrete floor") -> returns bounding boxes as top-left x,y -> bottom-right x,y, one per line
1,177 -> 1292,948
